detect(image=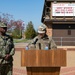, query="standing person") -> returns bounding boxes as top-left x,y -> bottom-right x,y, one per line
28,24 -> 57,50
0,22 -> 15,75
